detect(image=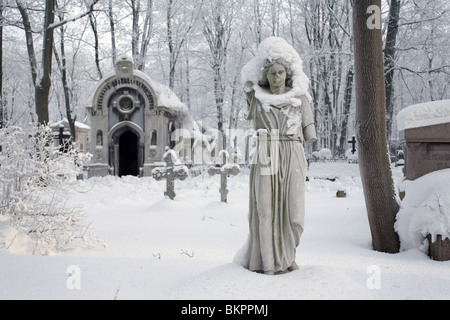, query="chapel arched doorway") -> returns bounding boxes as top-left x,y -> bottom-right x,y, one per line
119,130 -> 139,177
109,121 -> 145,177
